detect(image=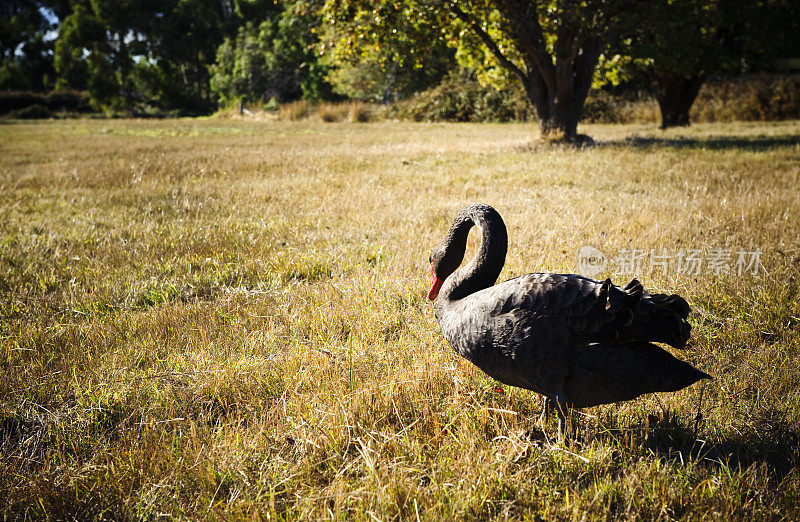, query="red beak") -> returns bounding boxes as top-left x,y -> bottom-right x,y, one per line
428,265 -> 444,300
